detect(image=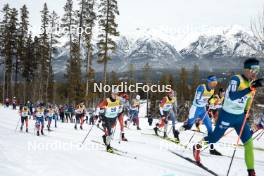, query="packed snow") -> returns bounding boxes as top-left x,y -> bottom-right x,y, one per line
0,105 -> 263,176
